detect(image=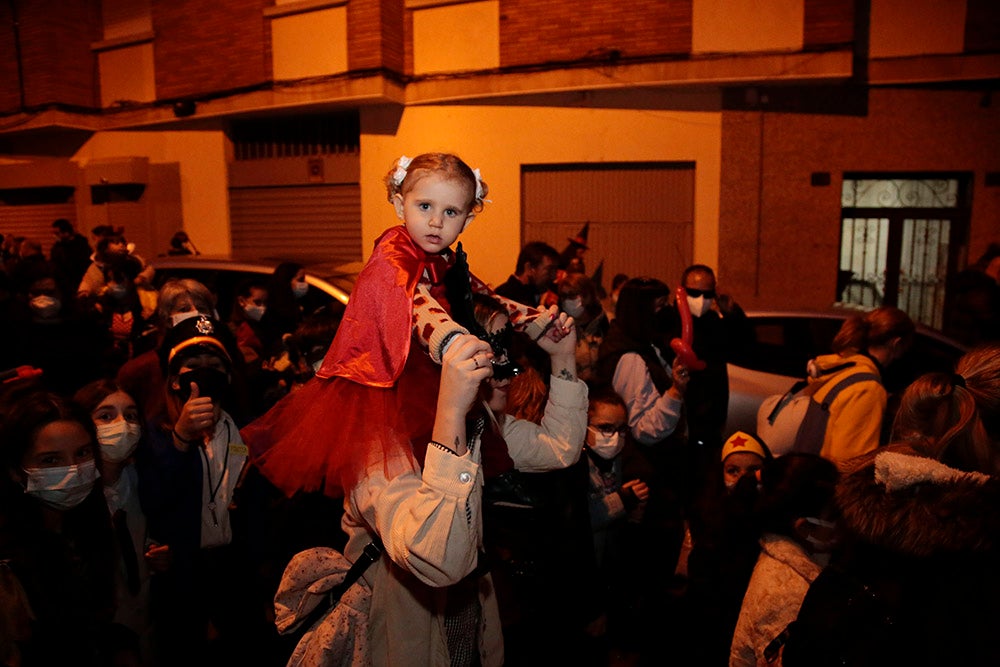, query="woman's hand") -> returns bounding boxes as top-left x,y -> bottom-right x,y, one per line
668,357 -> 690,399
433,334 -> 494,455
144,542 -> 172,573
538,311 -> 578,381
